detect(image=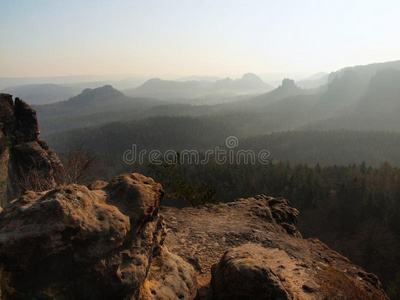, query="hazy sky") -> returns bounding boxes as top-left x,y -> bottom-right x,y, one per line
1,0 -> 399,78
